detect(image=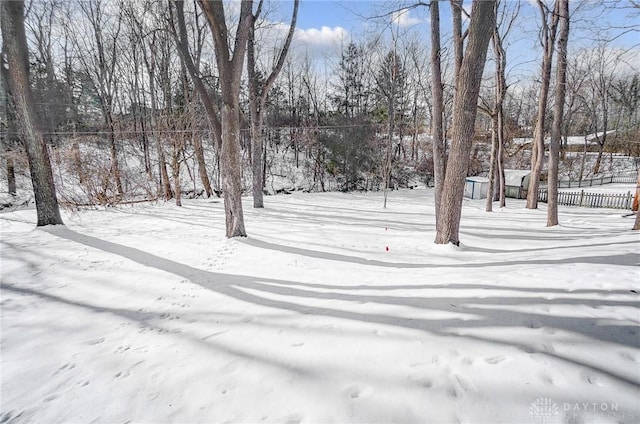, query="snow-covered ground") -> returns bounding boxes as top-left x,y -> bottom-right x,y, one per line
1,189 -> 639,424
559,183 -> 637,194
